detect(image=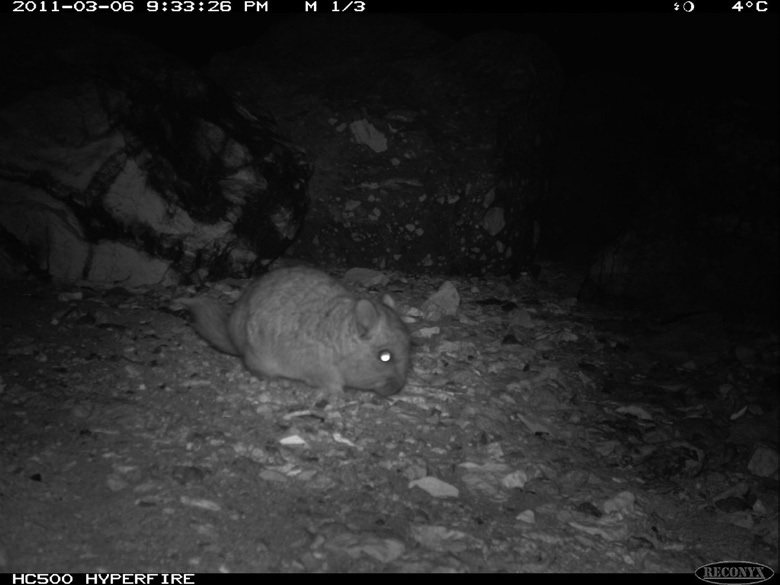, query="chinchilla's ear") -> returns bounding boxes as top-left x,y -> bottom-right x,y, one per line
355,299 -> 381,336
